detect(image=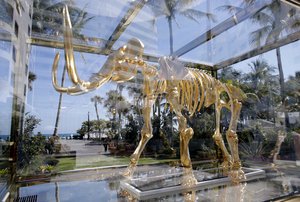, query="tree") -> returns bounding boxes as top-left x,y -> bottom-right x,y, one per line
53,64 -> 66,137
243,59 -> 275,94
219,0 -> 300,127
35,1 -> 94,137
285,74 -> 300,112
77,119 -> 108,138
249,0 -> 300,127
145,1 -> 214,147
122,114 -> 140,144
32,0 -> 93,39
23,113 -> 41,137
148,0 -> 214,54
91,95 -> 104,137
20,113 -> 46,166
103,90 -> 130,139
242,59 -> 280,120
219,66 -> 242,85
